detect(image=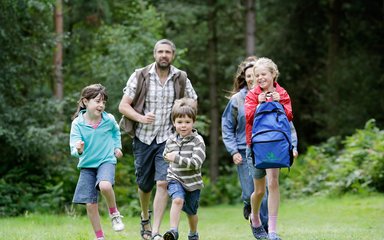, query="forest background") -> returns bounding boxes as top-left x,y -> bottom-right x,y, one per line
0,0 -> 383,216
